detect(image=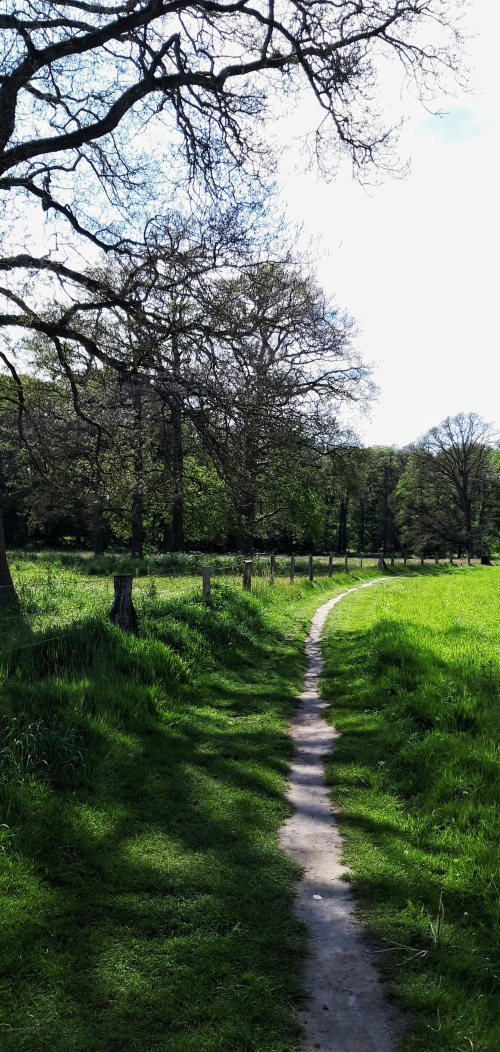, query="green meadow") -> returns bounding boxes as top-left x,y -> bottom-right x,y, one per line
321,566 -> 500,1051
1,558 -> 498,1051
0,559 -> 389,1052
